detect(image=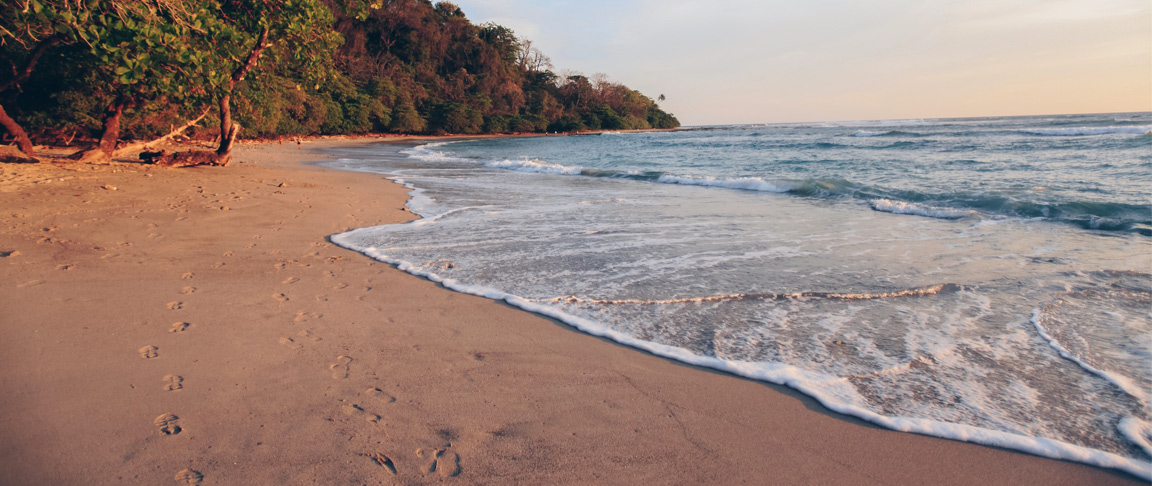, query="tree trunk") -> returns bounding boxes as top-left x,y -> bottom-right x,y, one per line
0,103 -> 34,156
0,36 -> 63,157
71,95 -> 129,164
216,27 -> 269,156
217,92 -> 232,156
97,98 -> 126,155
